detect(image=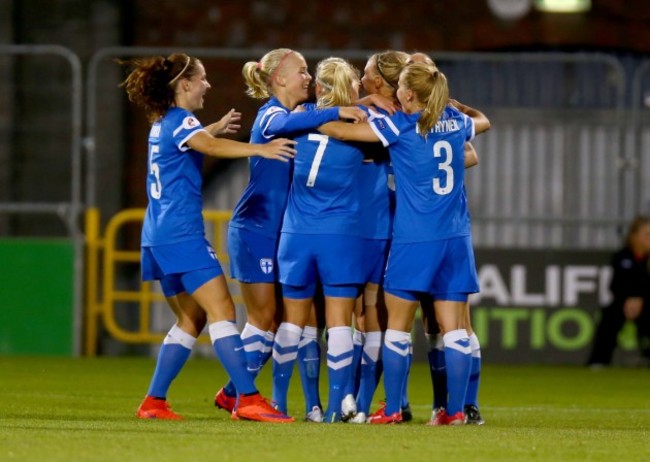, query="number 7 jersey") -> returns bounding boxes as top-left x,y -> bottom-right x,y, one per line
368,106 -> 475,244
281,128 -> 365,236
